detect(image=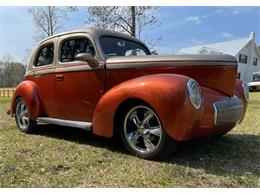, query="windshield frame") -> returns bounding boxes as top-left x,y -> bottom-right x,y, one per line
99,35 -> 150,58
